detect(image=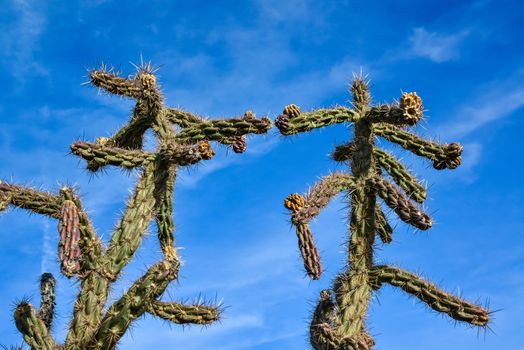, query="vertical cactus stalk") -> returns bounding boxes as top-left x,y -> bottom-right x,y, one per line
1,60 -> 271,350
277,76 -> 489,348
